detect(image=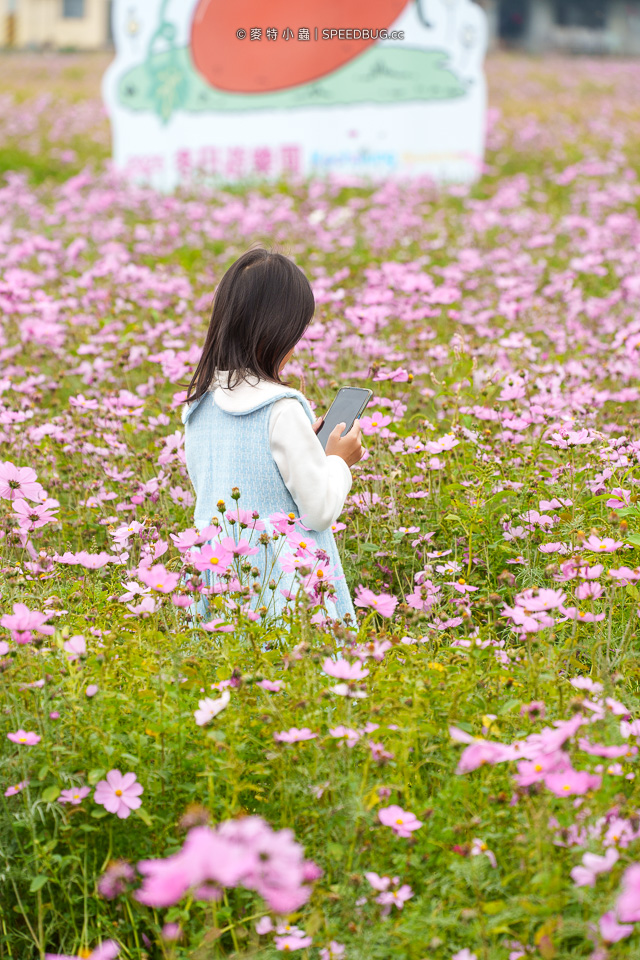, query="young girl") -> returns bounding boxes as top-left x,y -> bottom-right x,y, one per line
180,245 -> 364,632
